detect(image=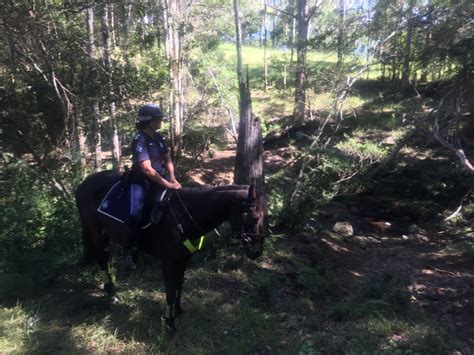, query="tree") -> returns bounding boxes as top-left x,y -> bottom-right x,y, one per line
85,4 -> 102,172
233,0 -> 265,189
400,0 -> 415,91
101,0 -> 121,170
293,0 -> 316,124
161,0 -> 192,161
